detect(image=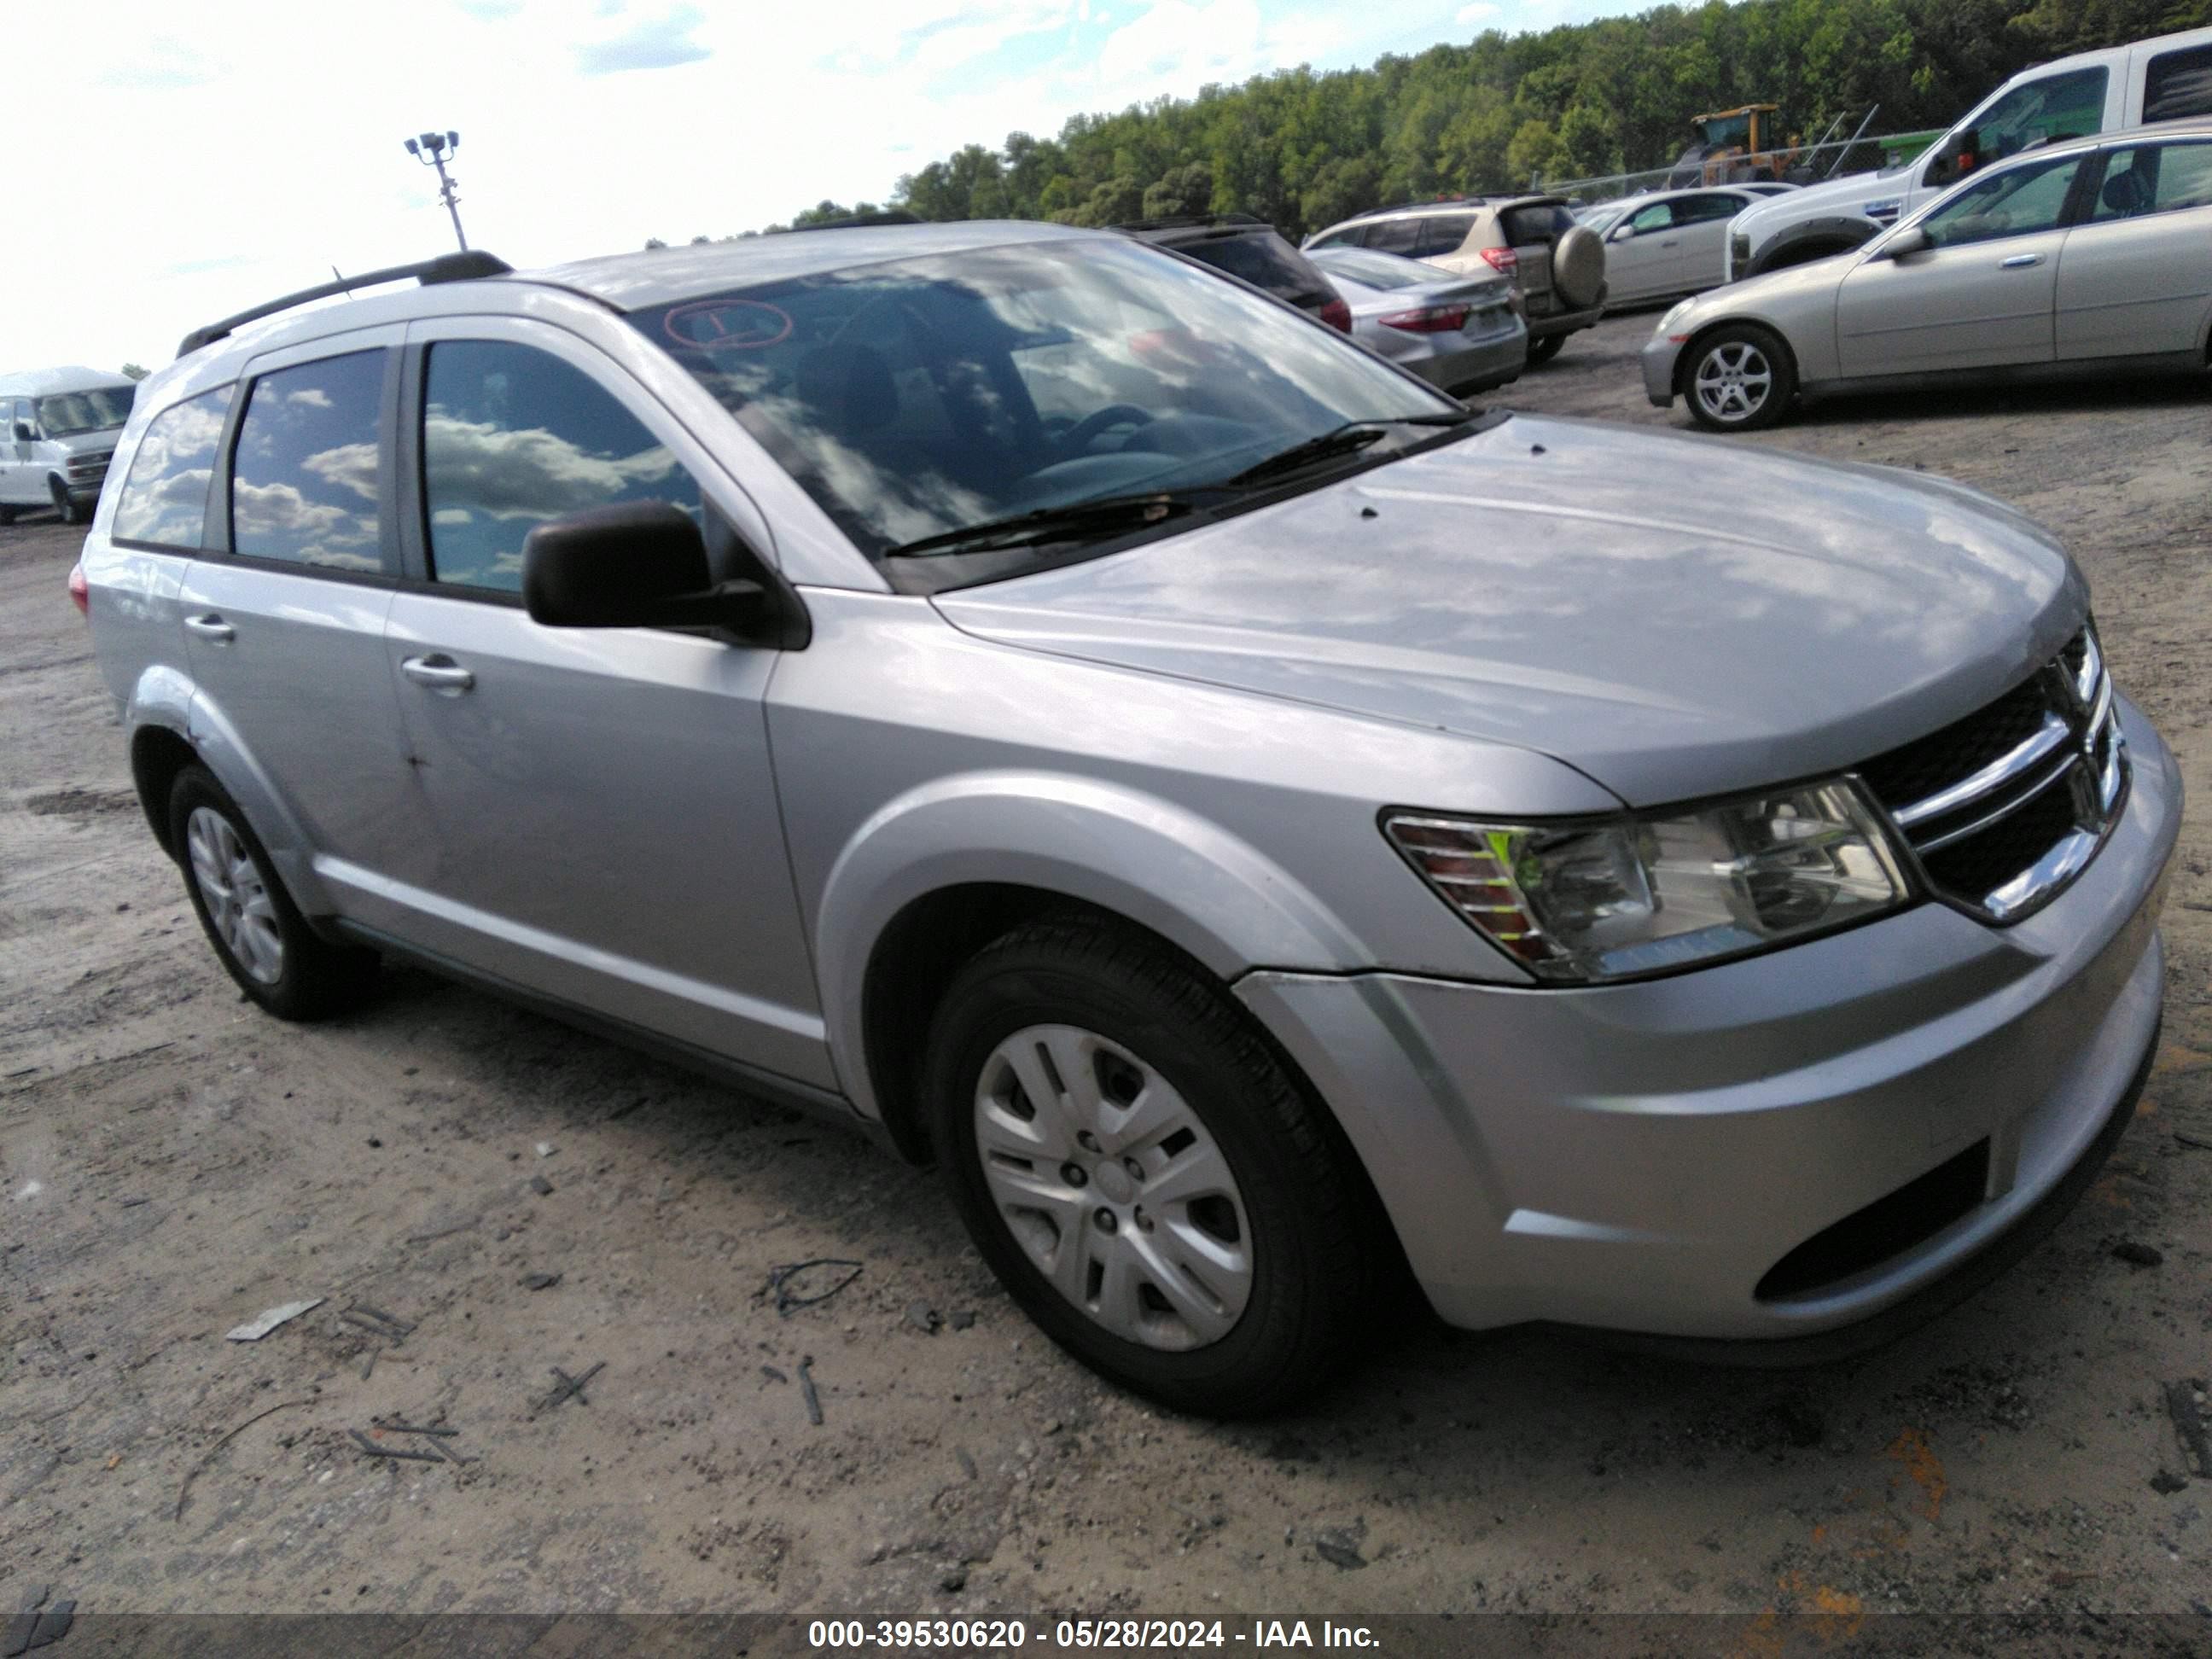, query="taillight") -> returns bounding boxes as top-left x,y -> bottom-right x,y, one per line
1479,247 -> 1519,276
1379,305 -> 1471,335
68,562 -> 90,618
1318,296 -> 1353,333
